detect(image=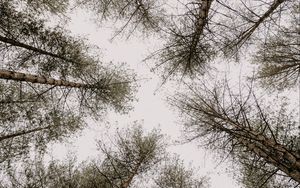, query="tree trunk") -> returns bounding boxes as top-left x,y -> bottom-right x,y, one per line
235,0 -> 285,46
0,35 -> 76,64
190,0 -> 213,50
121,161 -> 143,188
237,136 -> 300,183
186,0 -> 213,72
0,126 -> 51,142
218,116 -> 300,183
0,69 -> 86,88
196,0 -> 213,35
